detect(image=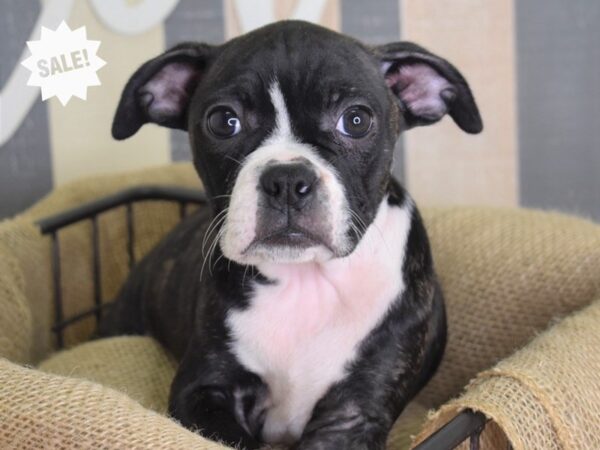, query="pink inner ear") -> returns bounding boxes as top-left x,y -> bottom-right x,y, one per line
140,62 -> 198,121
386,63 -> 452,121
